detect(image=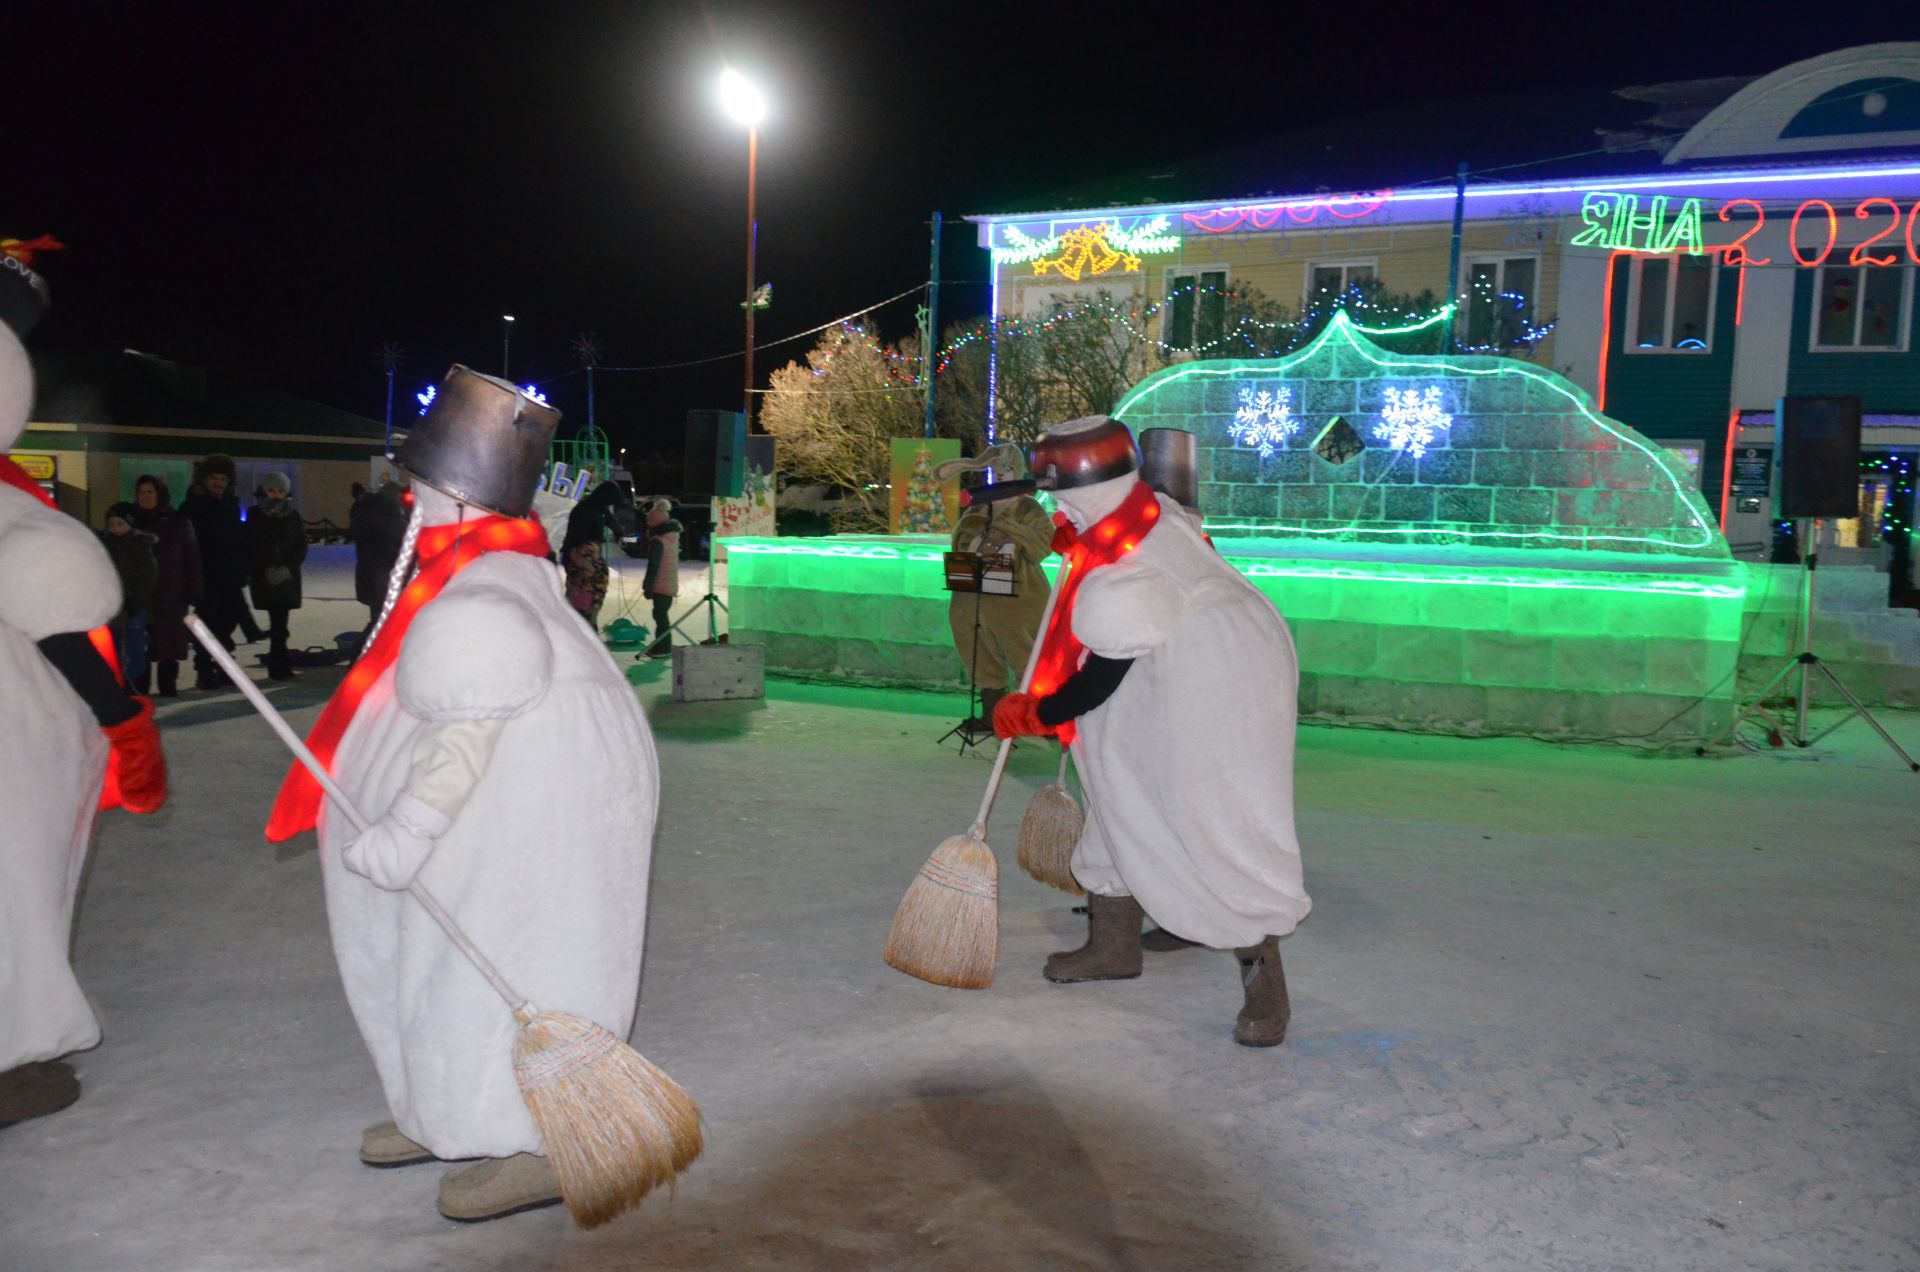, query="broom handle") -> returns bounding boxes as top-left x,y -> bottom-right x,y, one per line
969,561 -> 1068,834
187,617 -> 533,1016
